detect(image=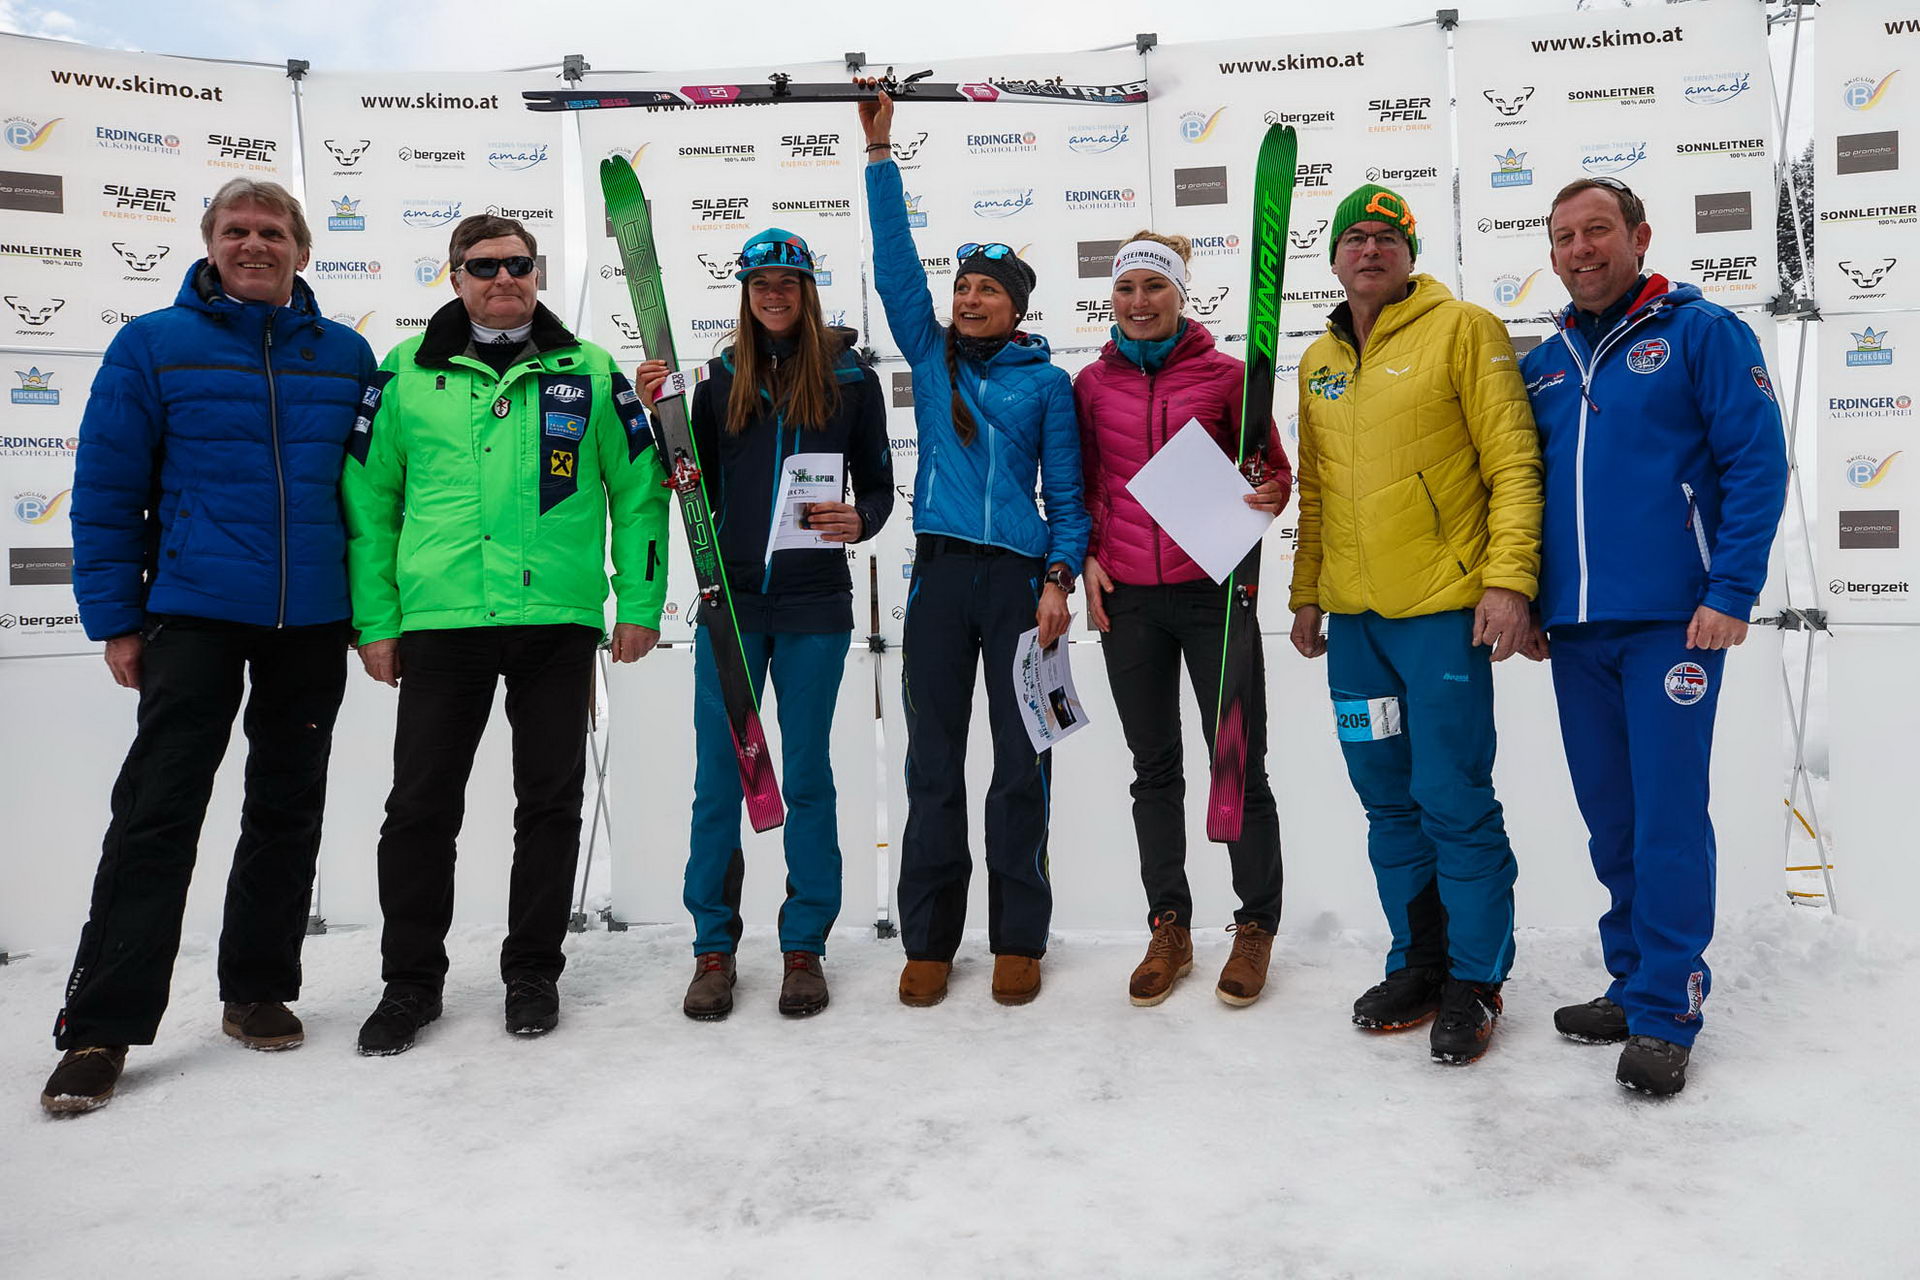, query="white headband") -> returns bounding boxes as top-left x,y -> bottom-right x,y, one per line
1110,240 -> 1188,302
